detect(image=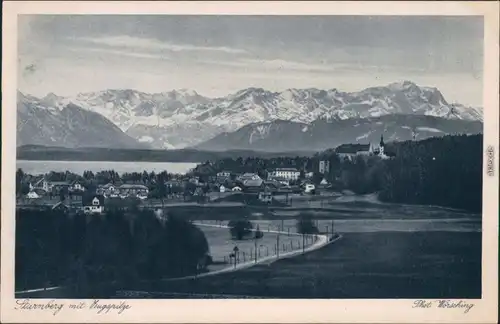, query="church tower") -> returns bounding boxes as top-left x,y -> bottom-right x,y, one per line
379,134 -> 385,155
